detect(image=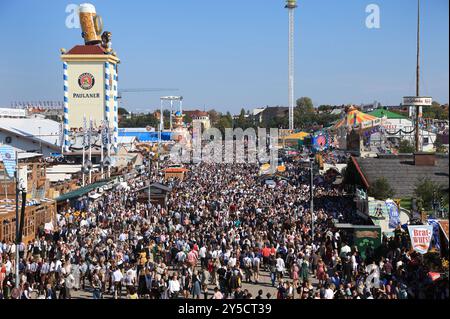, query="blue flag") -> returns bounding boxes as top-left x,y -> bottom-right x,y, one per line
0,145 -> 16,178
